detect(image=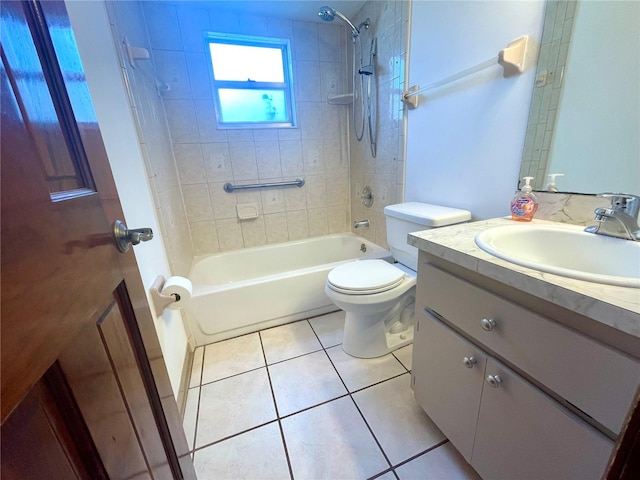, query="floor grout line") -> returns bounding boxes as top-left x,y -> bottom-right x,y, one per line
265,346 -> 325,367
391,349 -> 412,374
199,364 -> 267,388
309,324 -> 396,473
189,346 -> 205,459
259,330 -> 295,480
191,419 -> 280,454
391,439 -> 450,470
